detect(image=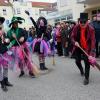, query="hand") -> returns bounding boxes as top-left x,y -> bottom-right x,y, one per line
49,39 -> 53,43
5,38 -> 10,43
12,33 -> 16,39
75,42 -> 80,47
19,37 -> 24,43
25,10 -> 30,16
